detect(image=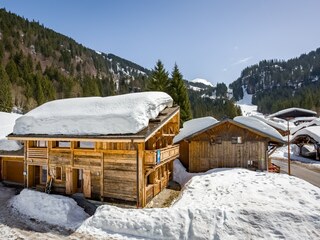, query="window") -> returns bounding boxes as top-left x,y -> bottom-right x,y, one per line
53,141 -> 71,148
210,136 -> 222,145
37,141 -> 47,147
231,137 -> 242,144
77,141 -> 95,149
41,166 -> 47,184
56,167 -> 62,180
